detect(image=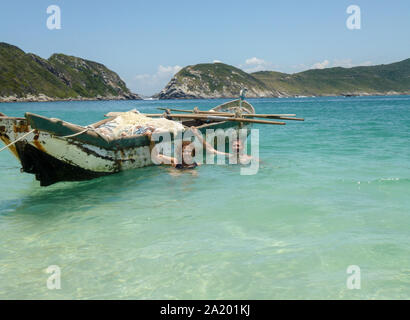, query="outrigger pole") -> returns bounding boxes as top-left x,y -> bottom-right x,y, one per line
155,109 -> 303,121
